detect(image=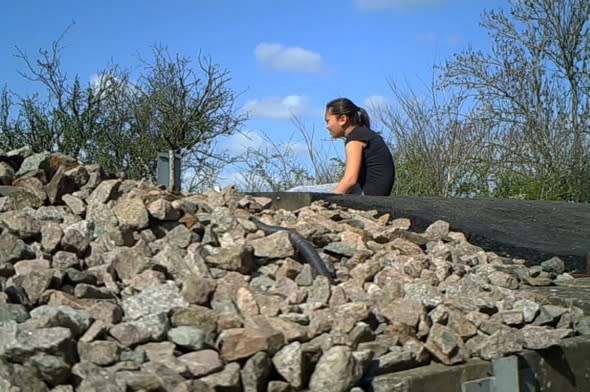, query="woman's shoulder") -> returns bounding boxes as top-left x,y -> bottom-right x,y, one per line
347,126 -> 378,140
